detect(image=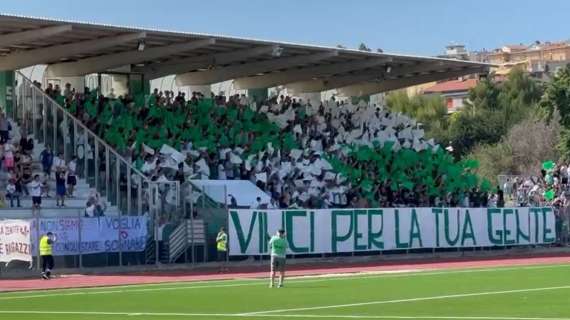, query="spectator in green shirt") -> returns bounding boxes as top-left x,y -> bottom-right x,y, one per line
268,229 -> 288,288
